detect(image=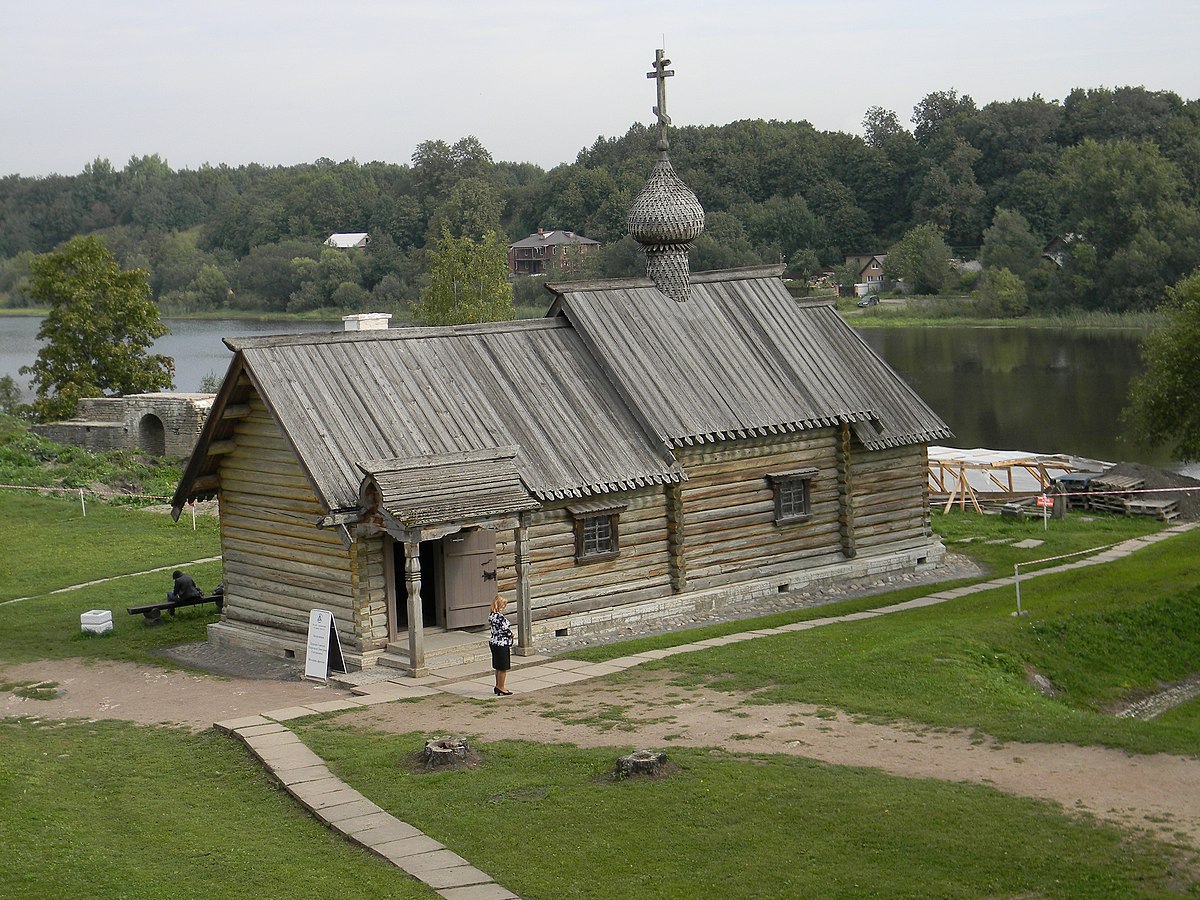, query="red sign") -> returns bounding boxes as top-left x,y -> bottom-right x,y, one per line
1035,495 -> 1054,508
